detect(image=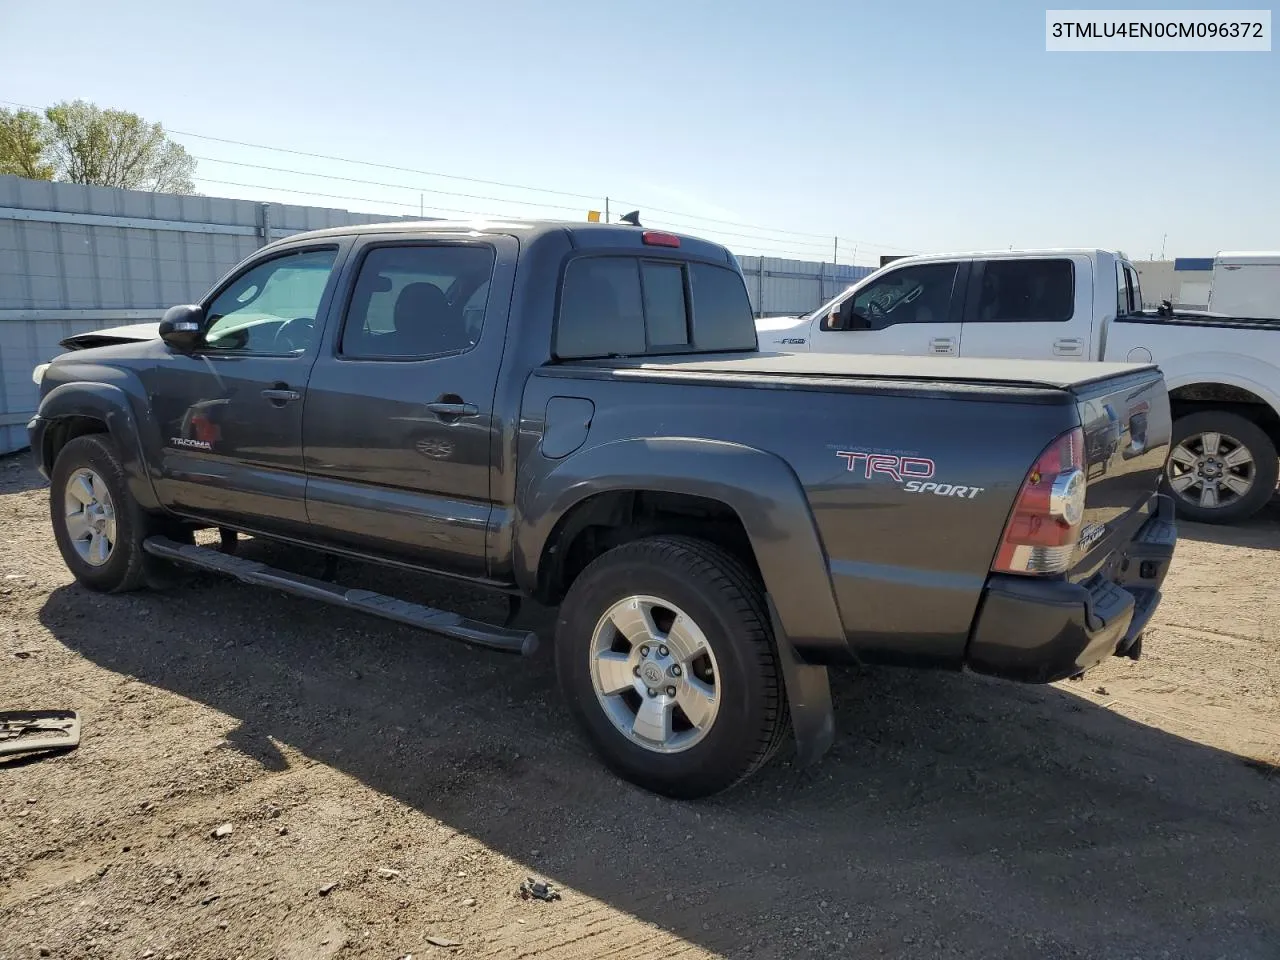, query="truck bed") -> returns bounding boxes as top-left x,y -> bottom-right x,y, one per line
1121,311 -> 1280,332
